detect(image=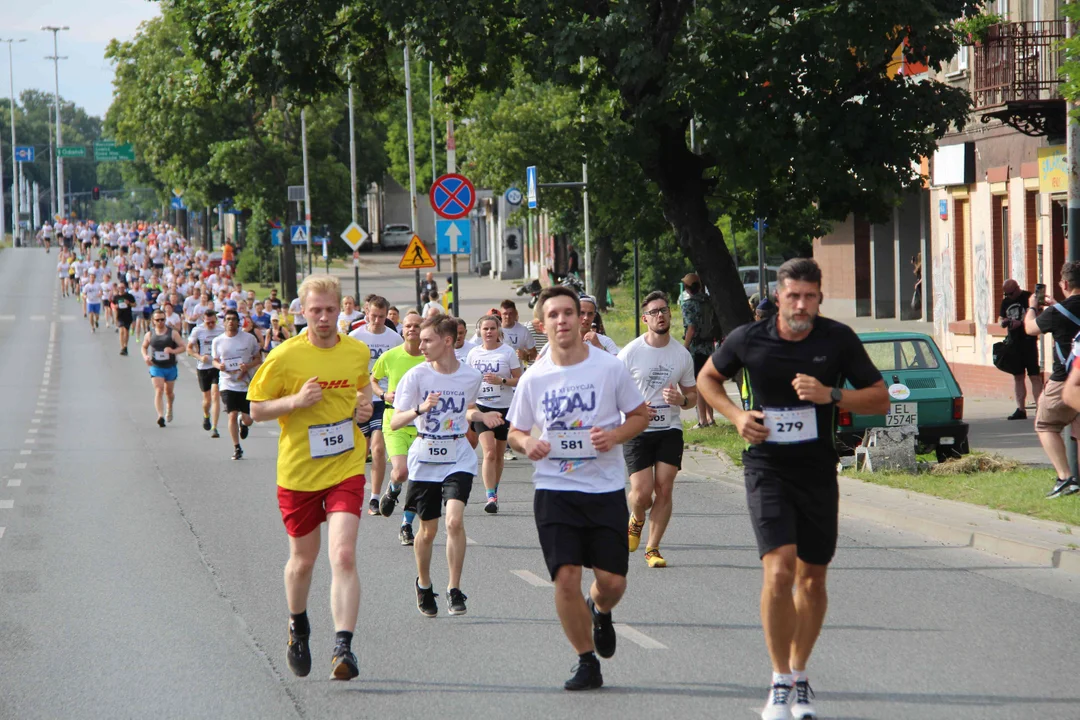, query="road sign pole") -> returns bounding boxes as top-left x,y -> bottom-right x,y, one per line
580,56 -> 592,297
354,261 -> 360,304
430,62 -> 441,273
447,113 -> 460,318
348,69 -> 358,226
634,237 -> 640,337
404,44 -> 422,311
301,108 -> 312,276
